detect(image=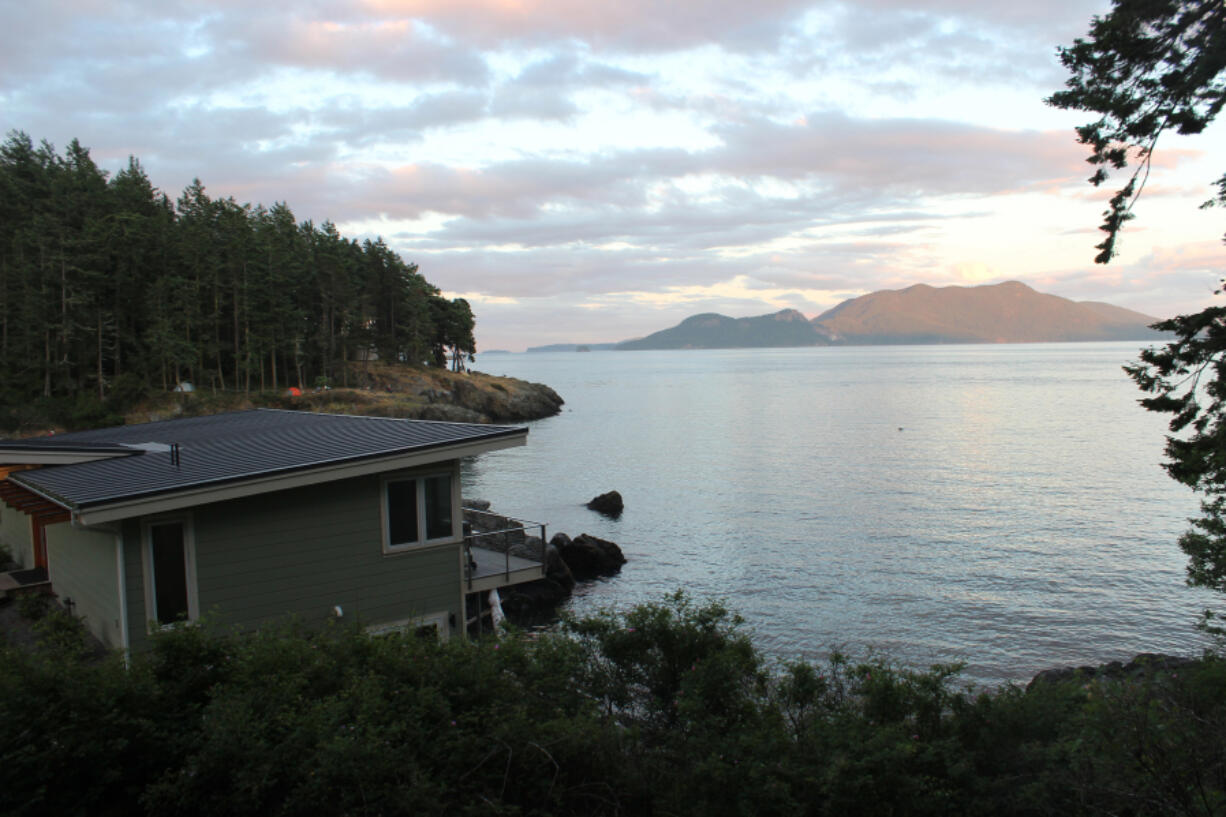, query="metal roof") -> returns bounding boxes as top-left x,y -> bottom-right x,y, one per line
3,409 -> 526,510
